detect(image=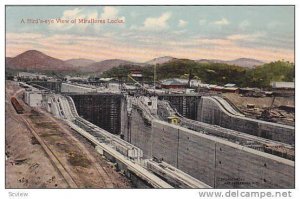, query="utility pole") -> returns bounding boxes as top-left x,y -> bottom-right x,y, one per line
154,64 -> 157,94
